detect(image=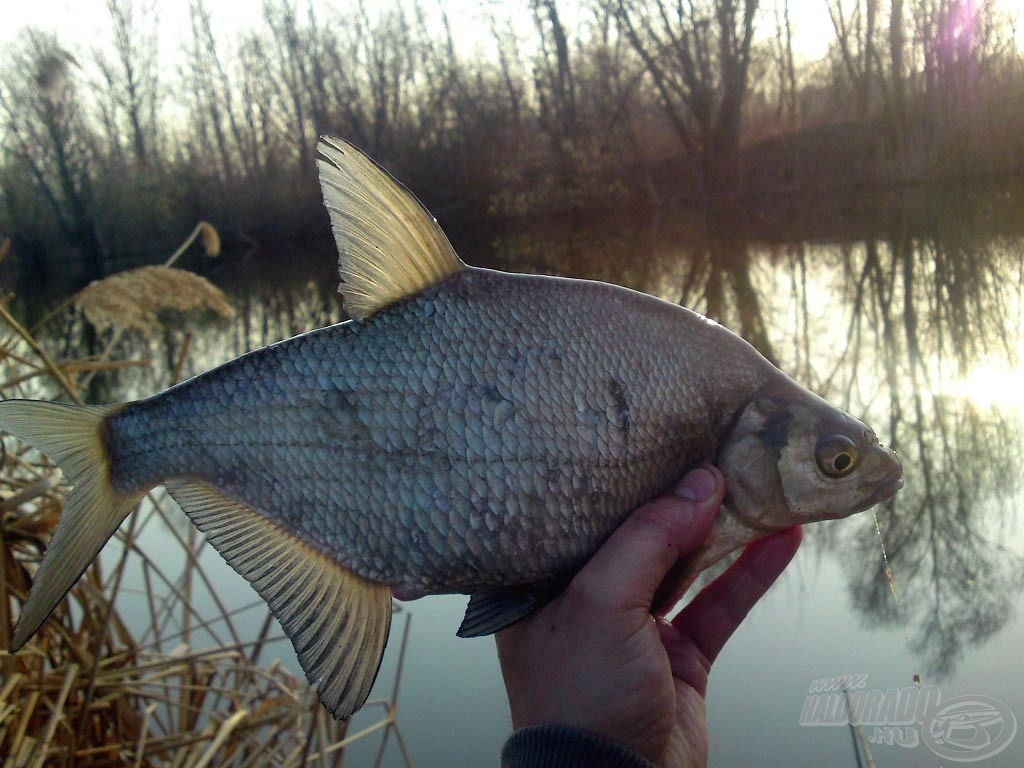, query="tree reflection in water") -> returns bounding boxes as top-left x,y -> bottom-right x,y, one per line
727,197 -> 1022,681
821,213 -> 1024,680
478,186 -> 1024,680
25,182 -> 1024,681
